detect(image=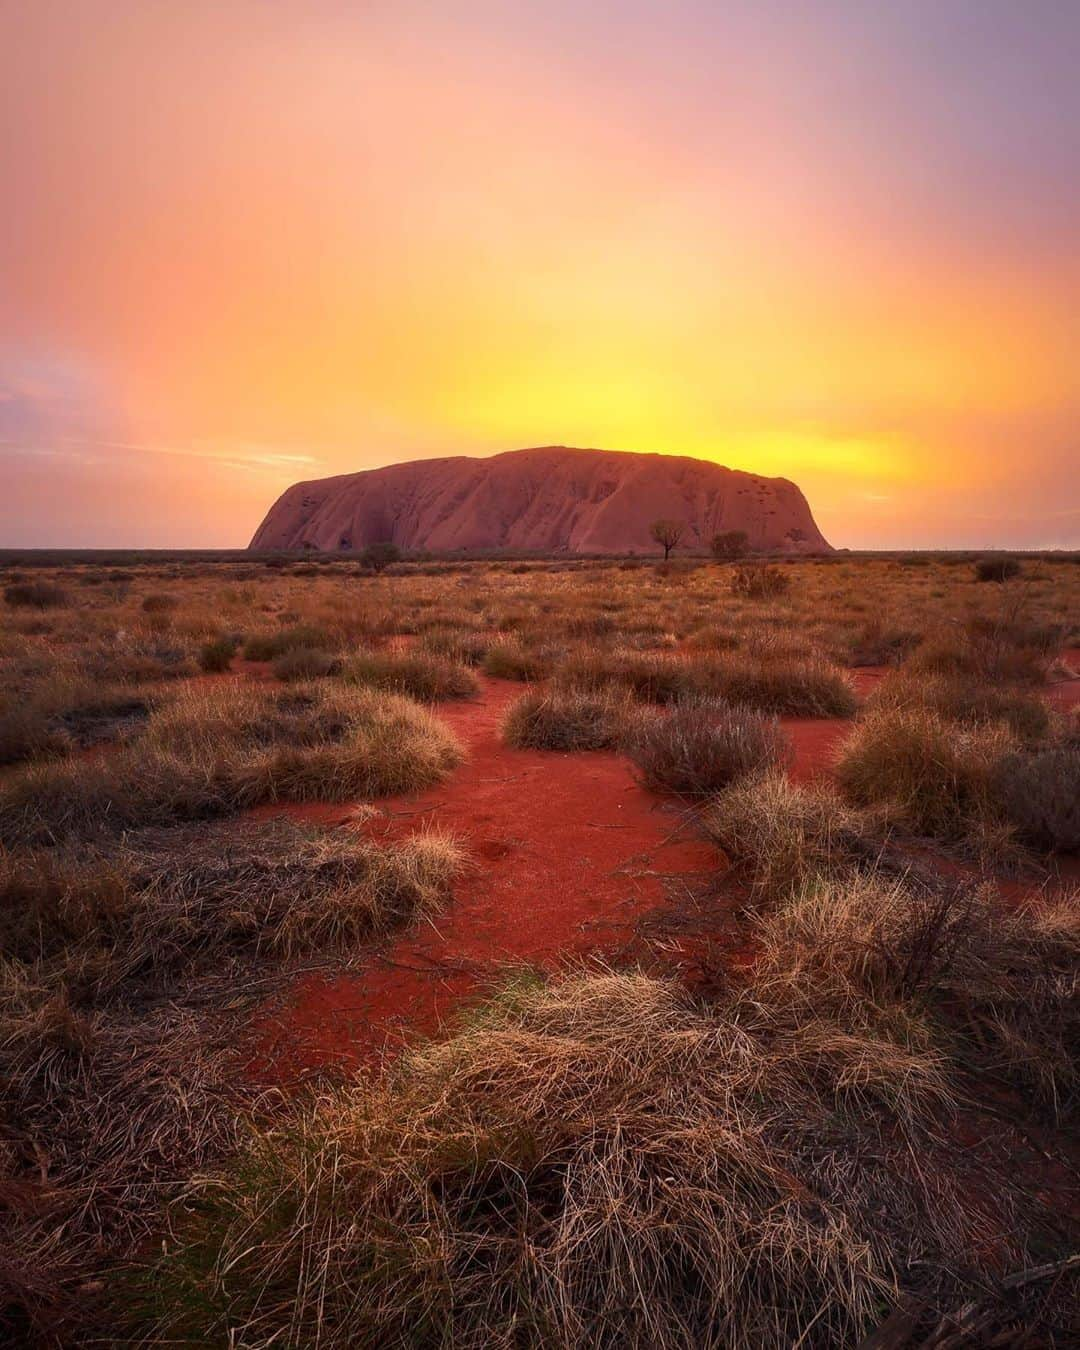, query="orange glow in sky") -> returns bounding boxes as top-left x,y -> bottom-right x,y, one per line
1,1 -> 1077,547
